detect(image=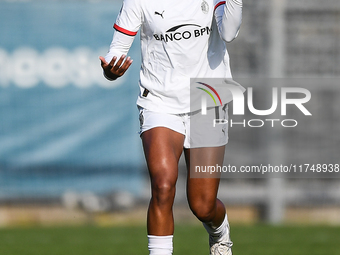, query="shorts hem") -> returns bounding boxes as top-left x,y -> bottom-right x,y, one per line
139,125 -> 186,137
184,139 -> 228,149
